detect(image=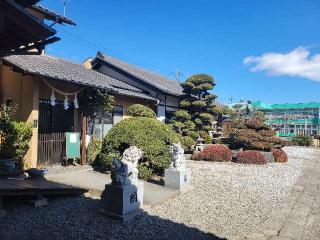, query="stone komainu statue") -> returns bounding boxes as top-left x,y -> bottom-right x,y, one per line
111,158 -> 129,186
170,142 -> 186,170
111,146 -> 143,186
